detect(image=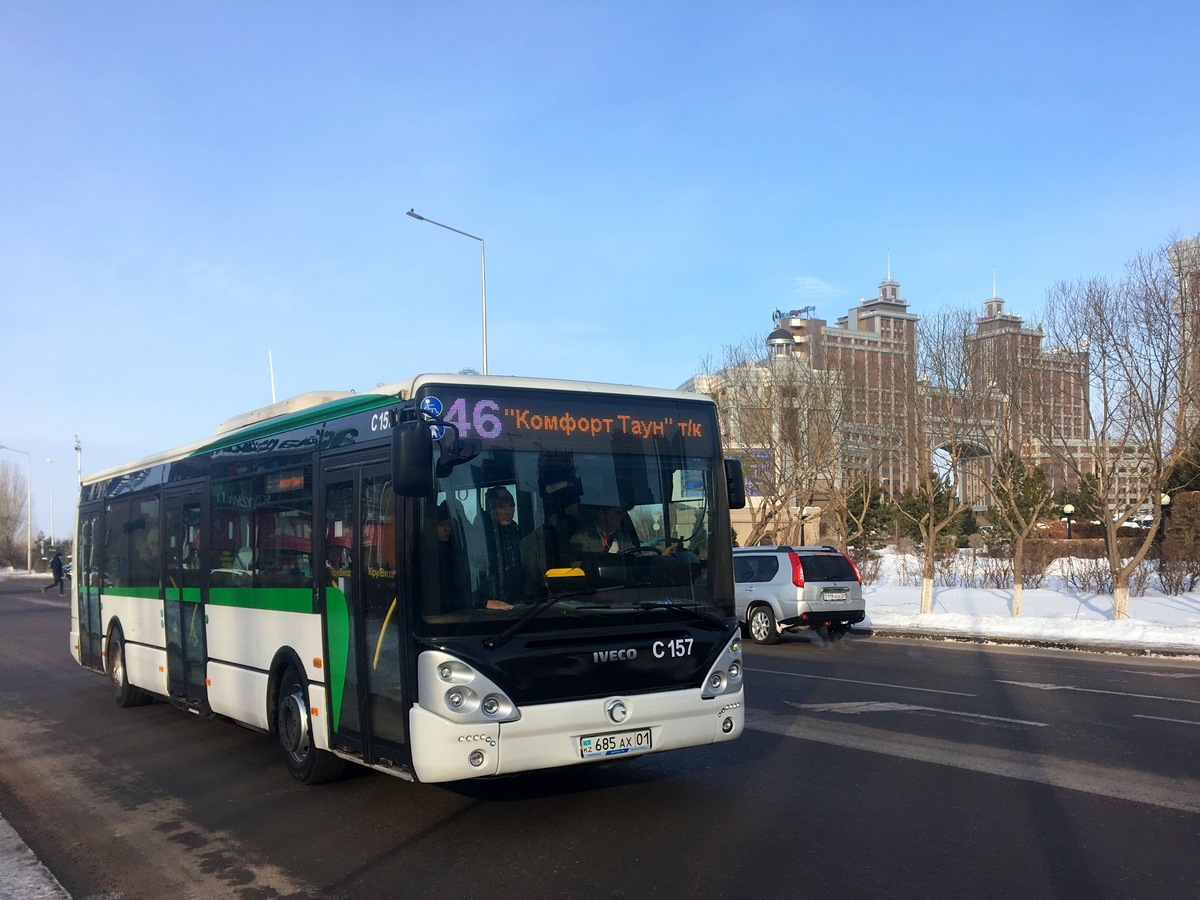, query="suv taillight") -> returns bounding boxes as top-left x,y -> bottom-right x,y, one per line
787,551 -> 805,587
847,555 -> 863,585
